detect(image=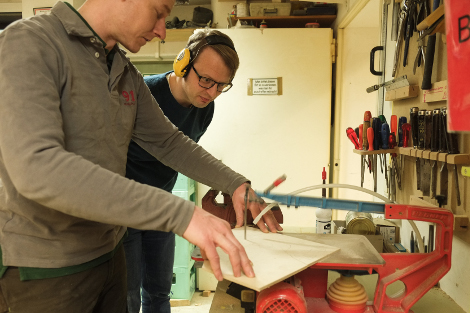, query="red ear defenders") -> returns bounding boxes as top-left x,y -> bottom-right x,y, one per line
173,35 -> 236,78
